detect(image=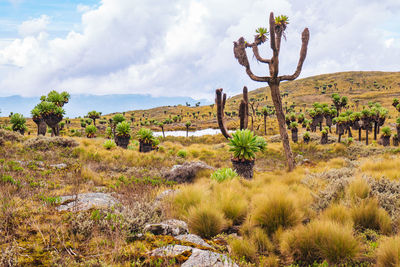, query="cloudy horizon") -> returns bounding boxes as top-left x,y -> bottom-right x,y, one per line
0,0 -> 399,101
